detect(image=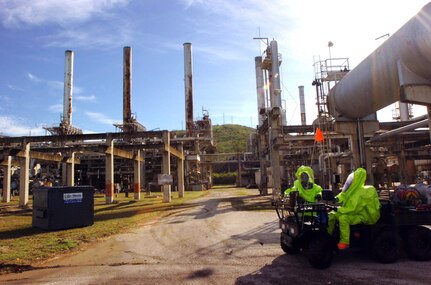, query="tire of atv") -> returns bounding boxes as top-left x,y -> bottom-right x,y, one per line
307,235 -> 333,269
371,229 -> 400,263
280,234 -> 300,254
404,226 -> 431,261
